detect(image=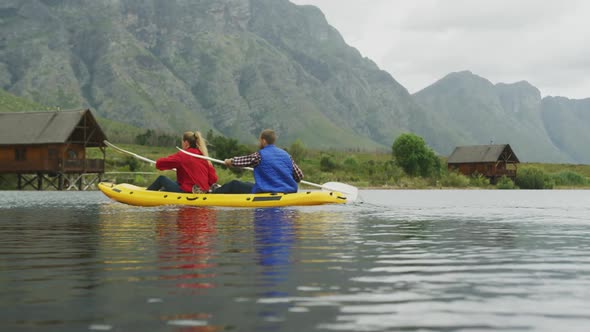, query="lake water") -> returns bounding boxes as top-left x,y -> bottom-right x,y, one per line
1,190 -> 590,331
